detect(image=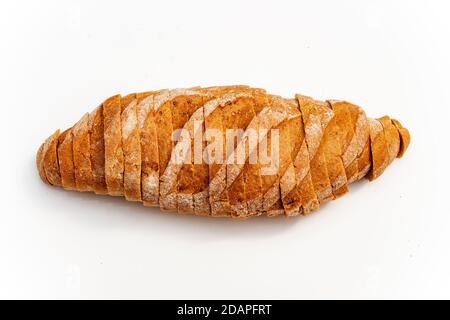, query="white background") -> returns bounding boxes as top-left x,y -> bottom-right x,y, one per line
0,0 -> 449,299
